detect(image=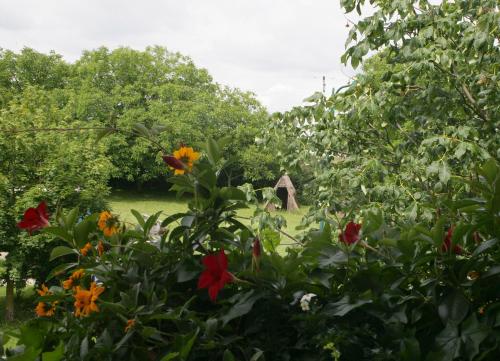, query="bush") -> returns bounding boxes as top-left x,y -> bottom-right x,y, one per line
3,140 -> 499,360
